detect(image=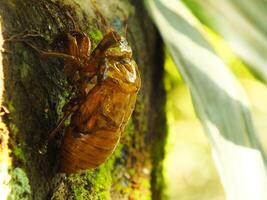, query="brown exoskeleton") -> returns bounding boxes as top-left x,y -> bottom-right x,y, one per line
6,24 -> 141,173
55,30 -> 141,173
